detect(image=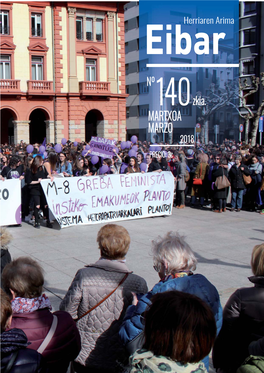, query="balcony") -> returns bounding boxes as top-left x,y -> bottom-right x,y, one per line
0,79 -> 20,93
79,81 -> 110,96
27,80 -> 54,95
